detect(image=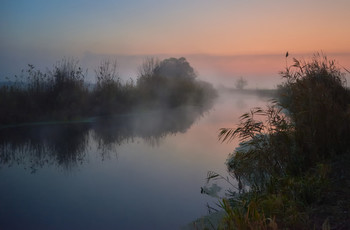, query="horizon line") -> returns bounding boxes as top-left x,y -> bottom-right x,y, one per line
82,51 -> 350,59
